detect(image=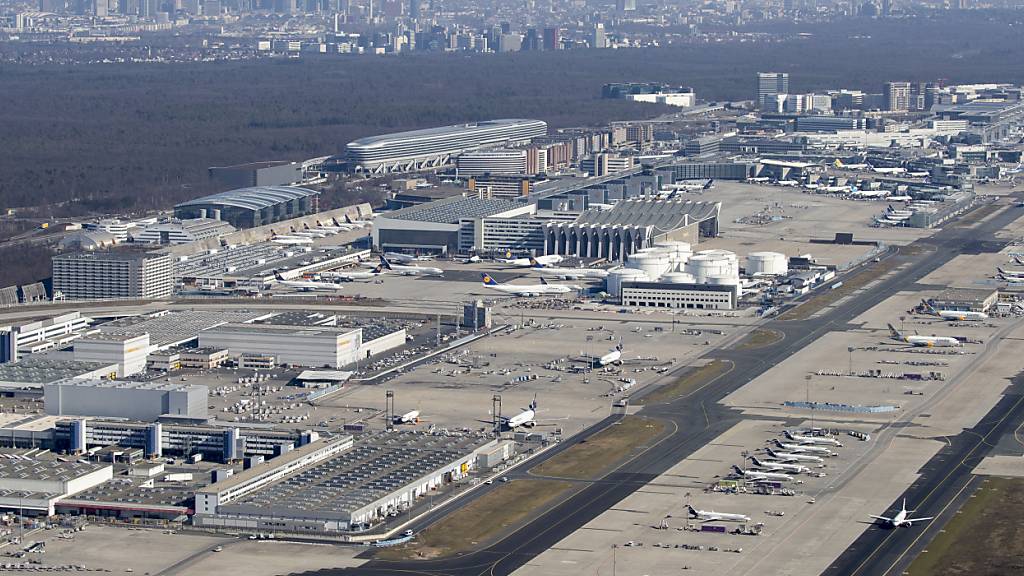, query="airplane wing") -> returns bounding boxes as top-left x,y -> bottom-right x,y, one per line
867,515 -> 893,522
907,516 -> 934,523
